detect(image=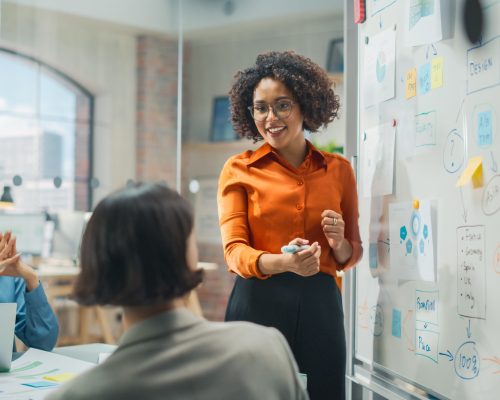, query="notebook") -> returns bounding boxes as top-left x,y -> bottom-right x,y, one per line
0,303 -> 16,372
